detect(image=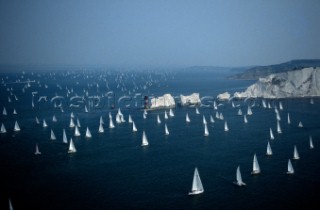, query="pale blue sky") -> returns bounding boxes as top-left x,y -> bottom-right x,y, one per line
0,0 -> 319,67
